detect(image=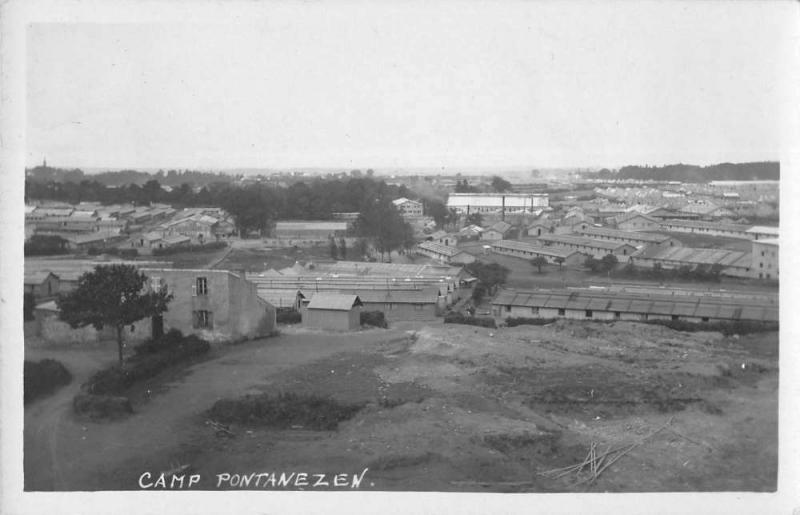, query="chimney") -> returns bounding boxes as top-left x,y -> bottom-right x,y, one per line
502,195 -> 506,221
